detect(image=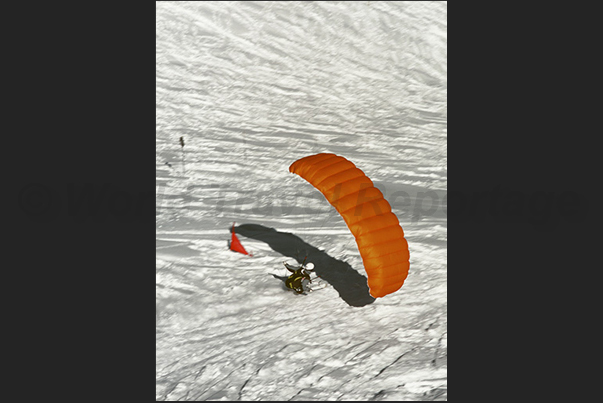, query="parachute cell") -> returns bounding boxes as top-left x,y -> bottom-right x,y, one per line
289,153 -> 409,298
